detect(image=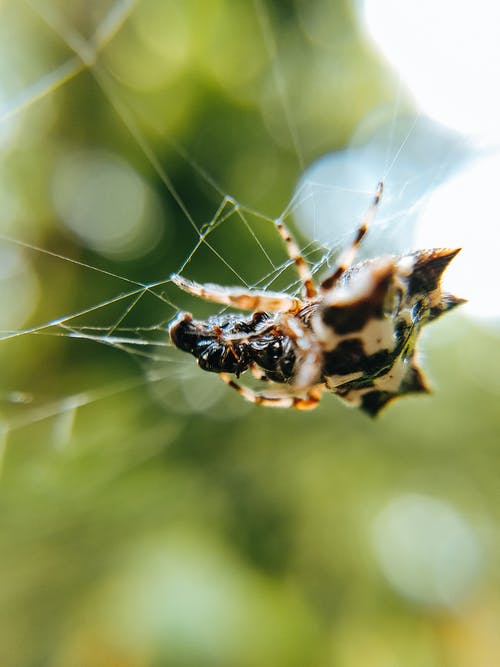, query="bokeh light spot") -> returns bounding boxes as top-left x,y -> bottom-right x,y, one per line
51,149 -> 163,259
0,247 -> 39,330
372,494 -> 482,607
293,114 -> 471,258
